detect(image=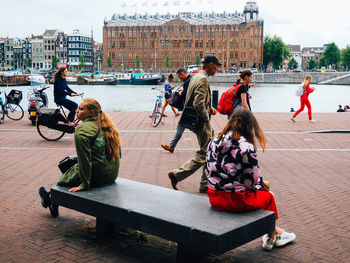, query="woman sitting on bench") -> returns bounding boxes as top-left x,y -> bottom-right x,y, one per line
205,108 -> 296,251
39,98 -> 121,217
